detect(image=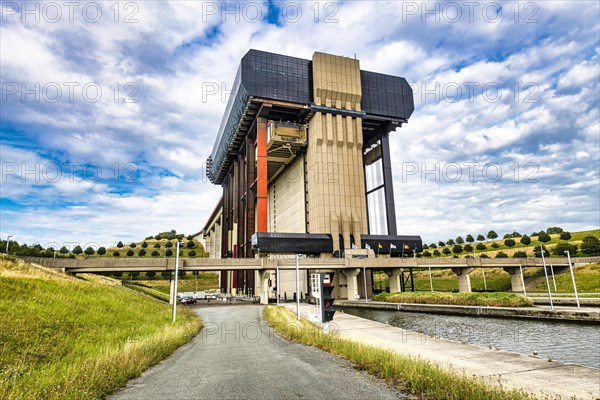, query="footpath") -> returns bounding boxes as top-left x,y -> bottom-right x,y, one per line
283,303 -> 600,400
